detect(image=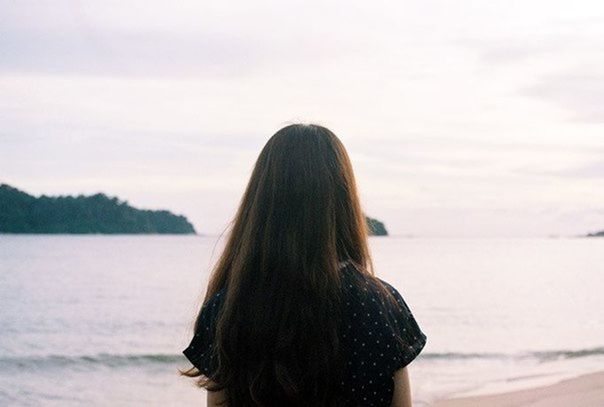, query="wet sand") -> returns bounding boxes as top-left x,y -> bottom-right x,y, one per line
430,371 -> 604,407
